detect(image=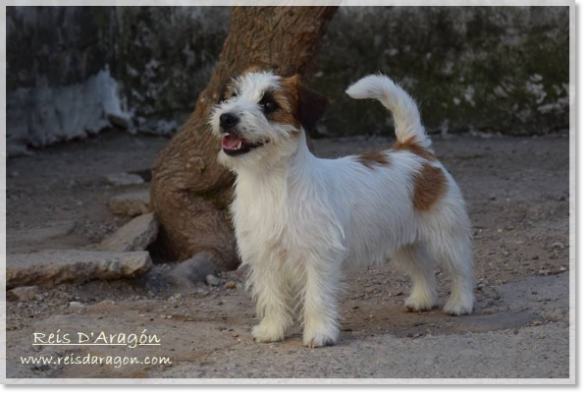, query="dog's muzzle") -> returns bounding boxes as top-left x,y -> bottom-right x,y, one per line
220,113 -> 240,131
219,113 -> 267,156
221,134 -> 266,156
